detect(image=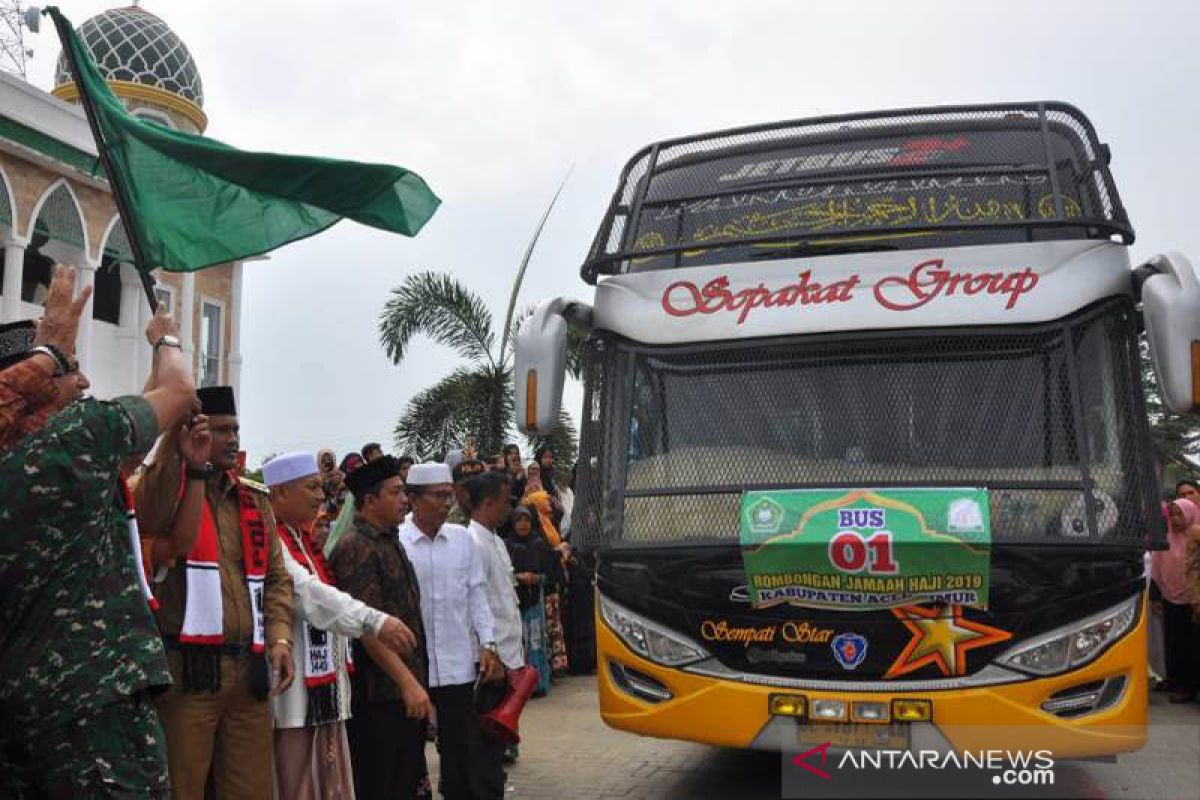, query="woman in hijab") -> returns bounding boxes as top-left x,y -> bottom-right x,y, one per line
503,444 -> 526,507
321,454 -> 366,558
505,506 -> 556,695
316,449 -> 346,514
1152,497 -> 1200,702
310,510 -> 332,553
521,463 -> 562,548
560,462 -> 577,538
522,465 -> 570,676
535,445 -> 570,528
338,452 -> 364,476
535,445 -> 558,497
